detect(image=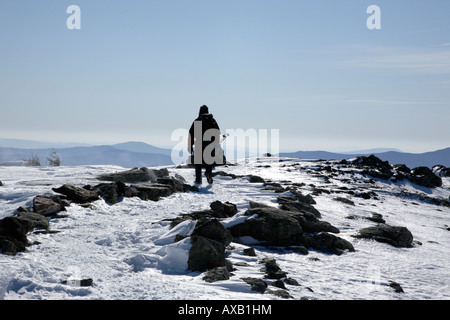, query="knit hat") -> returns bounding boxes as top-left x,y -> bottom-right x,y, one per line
199,105 -> 209,115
